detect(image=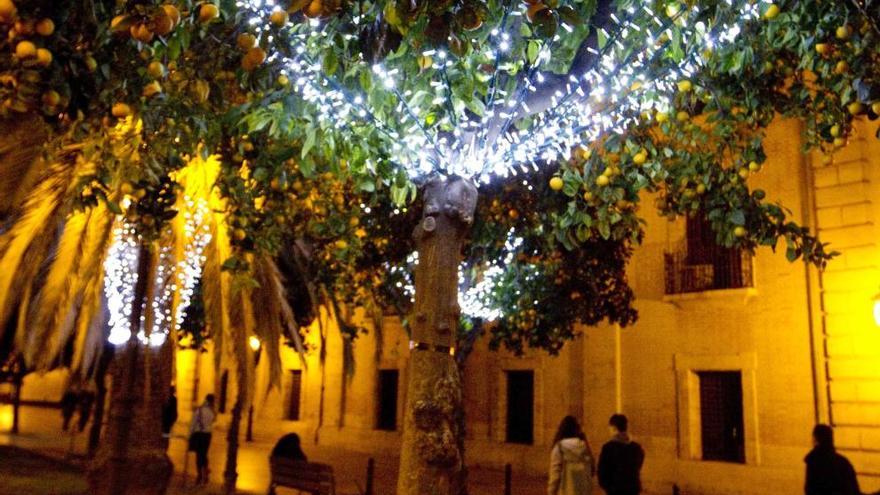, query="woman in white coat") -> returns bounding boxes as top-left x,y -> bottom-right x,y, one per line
548,415 -> 595,495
